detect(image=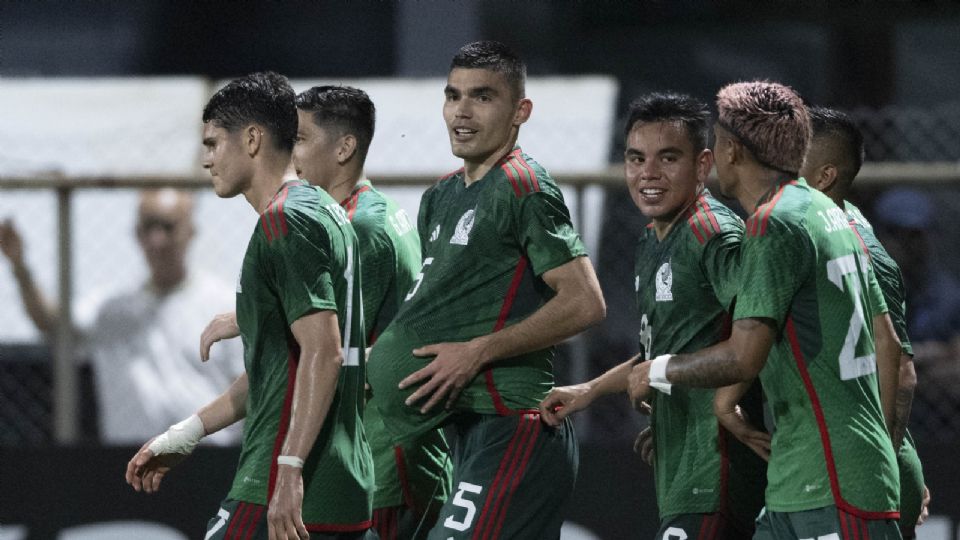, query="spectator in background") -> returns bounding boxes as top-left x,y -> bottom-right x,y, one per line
874,188 -> 960,346
0,189 -> 243,445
